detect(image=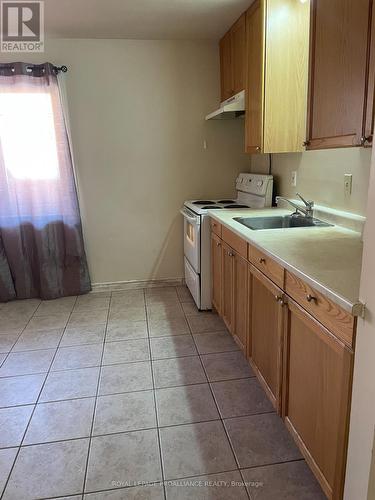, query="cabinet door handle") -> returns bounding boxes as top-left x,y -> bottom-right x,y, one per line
256,146 -> 261,152
361,135 -> 373,146
259,258 -> 266,264
303,140 -> 310,147
228,252 -> 235,257
275,294 -> 283,303
216,242 -> 221,247
306,294 -> 317,303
